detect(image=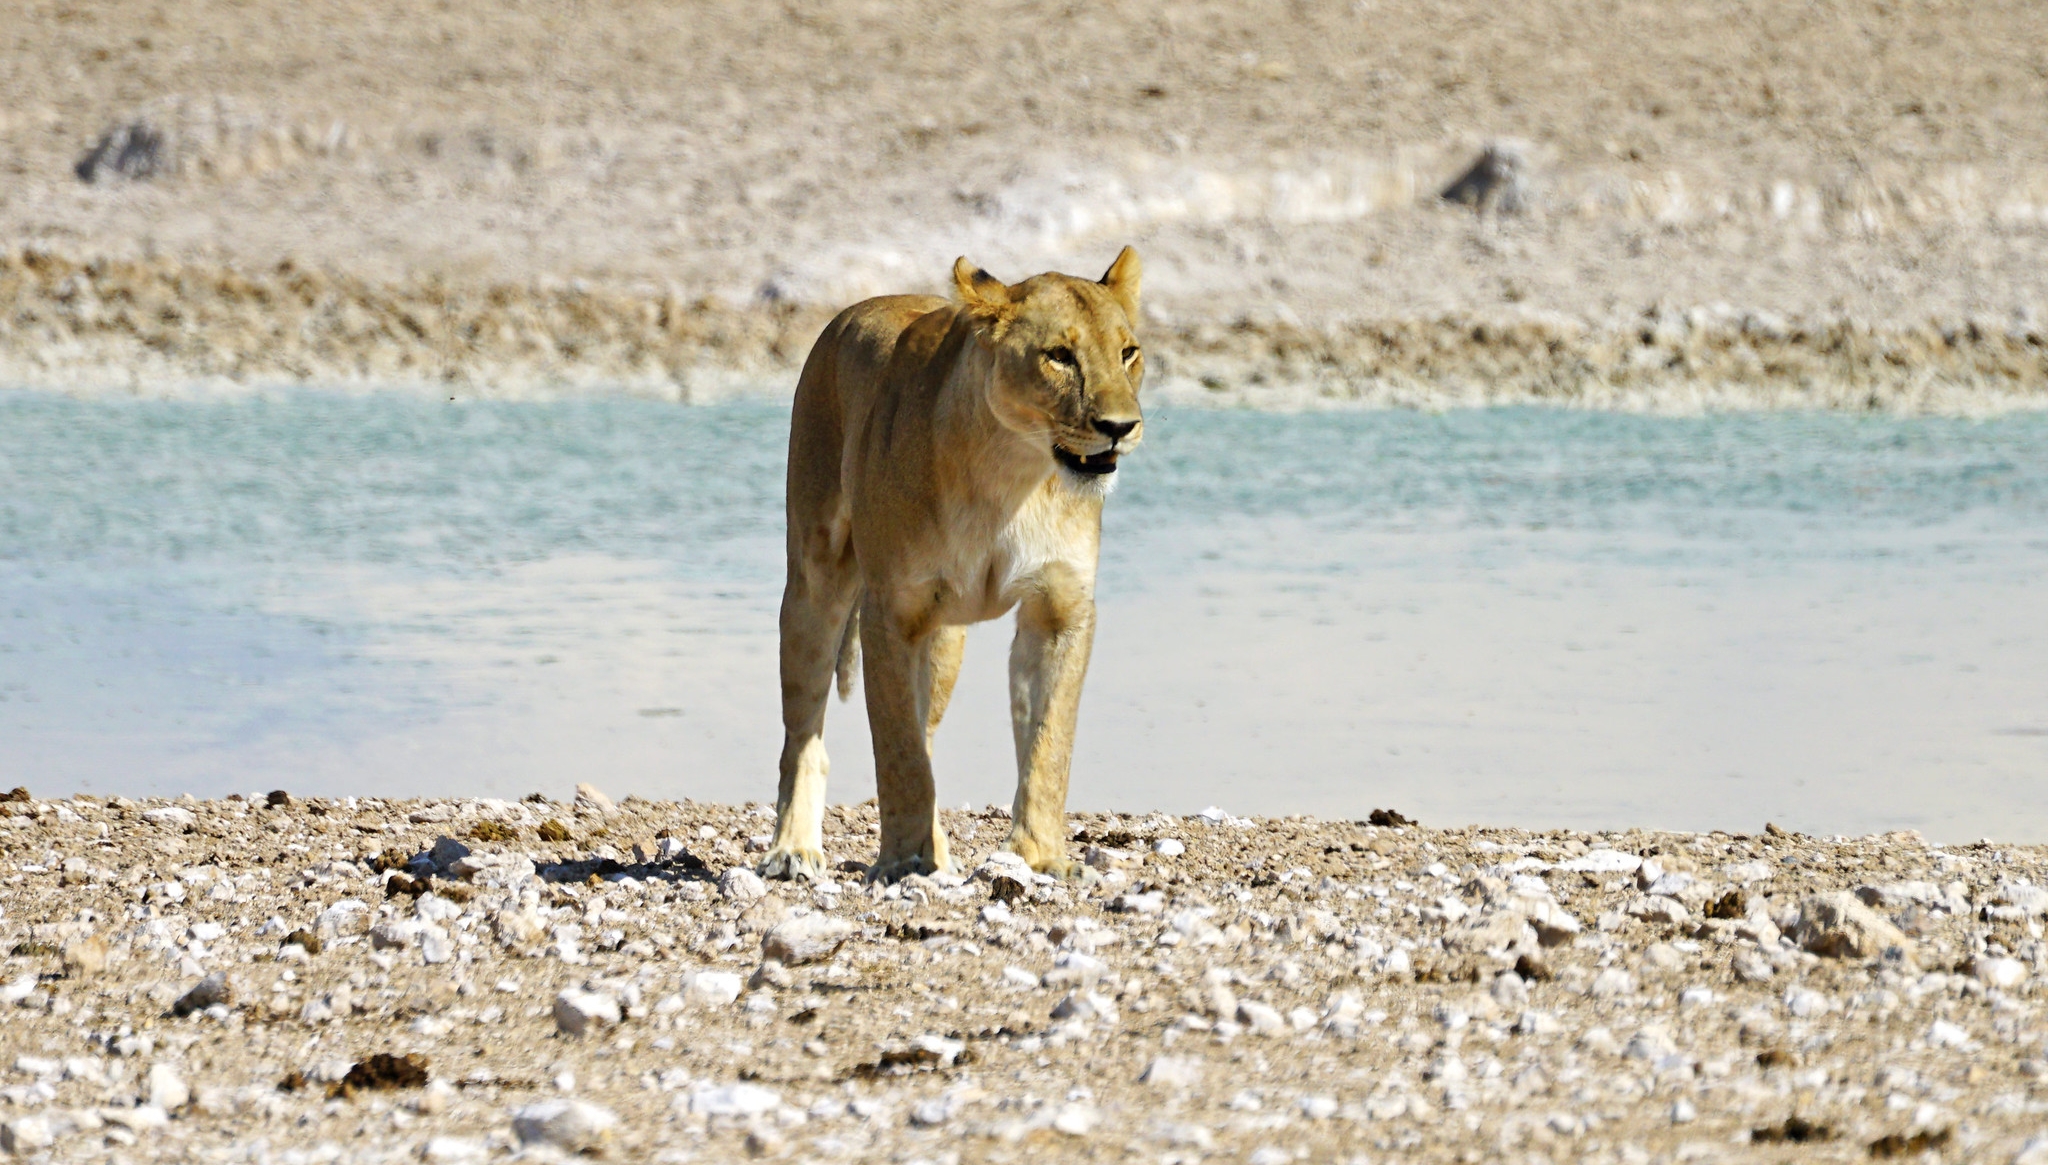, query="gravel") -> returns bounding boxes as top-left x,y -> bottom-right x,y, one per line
0,792 -> 2040,1161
